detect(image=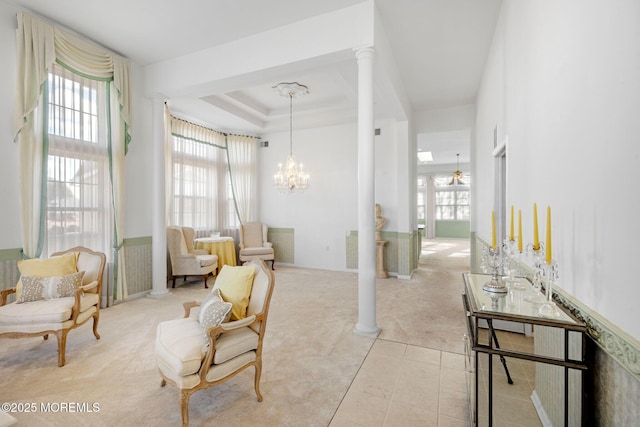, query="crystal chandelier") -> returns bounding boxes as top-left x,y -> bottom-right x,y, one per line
273,82 -> 310,193
449,153 -> 467,185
